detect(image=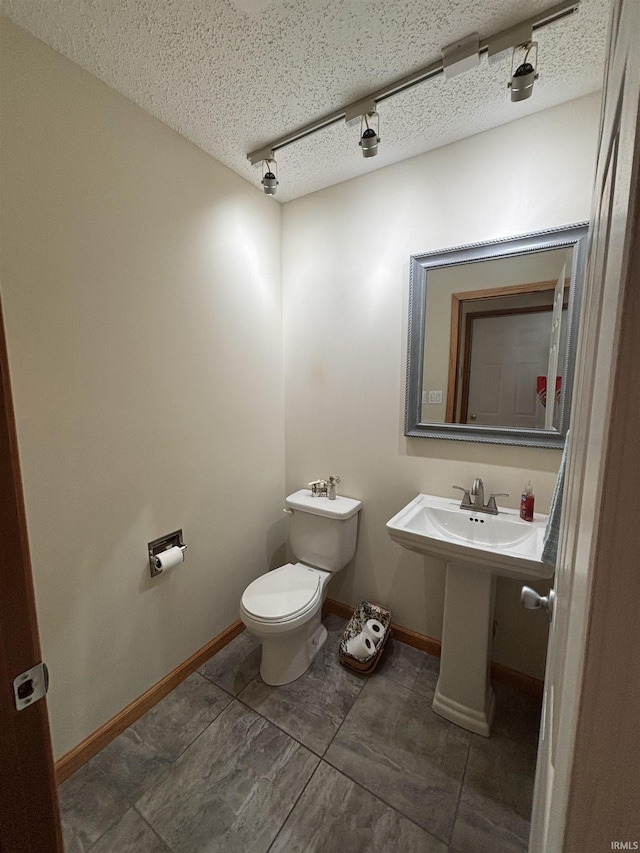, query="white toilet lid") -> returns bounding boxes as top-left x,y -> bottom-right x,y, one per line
242,563 -> 321,621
